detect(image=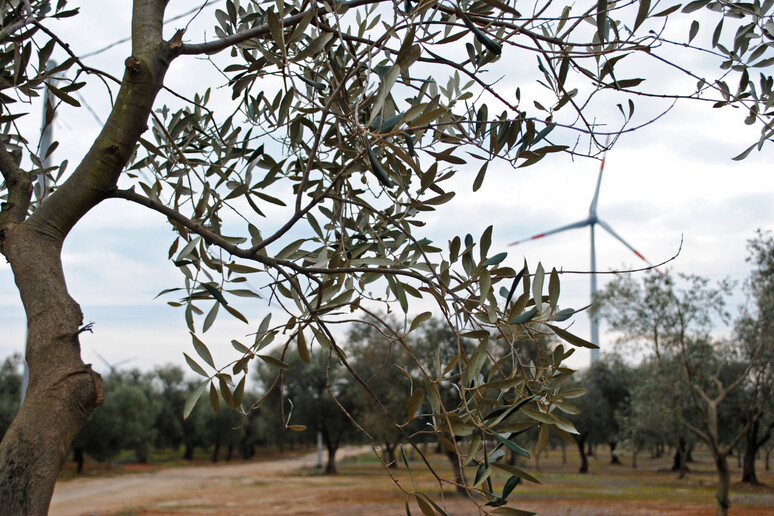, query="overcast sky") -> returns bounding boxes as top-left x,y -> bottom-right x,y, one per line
1,2 -> 773,374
